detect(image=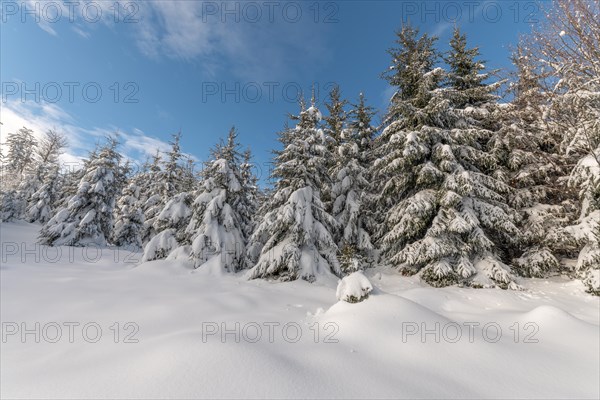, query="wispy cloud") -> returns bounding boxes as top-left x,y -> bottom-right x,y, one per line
71,25 -> 91,39
133,1 -> 330,80
22,0 -> 115,37
0,100 -> 180,167
135,2 -> 218,61
25,1 -> 330,81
